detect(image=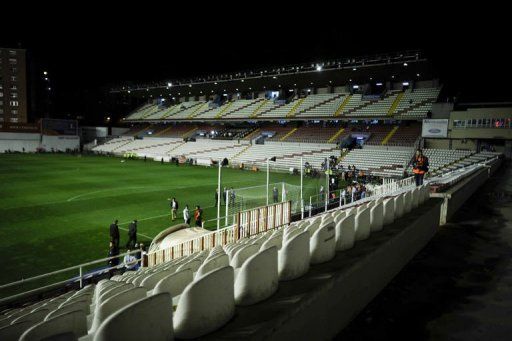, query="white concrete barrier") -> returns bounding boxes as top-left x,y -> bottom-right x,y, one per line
335,214 -> 356,251
230,244 -> 260,268
20,309 -> 87,341
89,287 -> 147,333
370,202 -> 384,232
174,266 -> 235,339
278,231 -> 311,281
383,198 -> 395,225
310,222 -> 336,264
354,208 -> 371,241
196,253 -> 229,278
152,269 -> 194,297
235,247 -> 278,306
94,293 -> 174,341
